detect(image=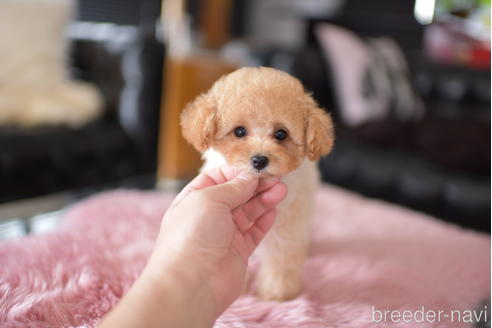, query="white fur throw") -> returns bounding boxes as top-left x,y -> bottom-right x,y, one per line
0,0 -> 103,127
